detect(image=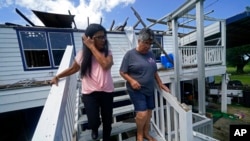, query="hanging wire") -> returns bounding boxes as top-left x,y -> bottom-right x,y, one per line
204,0 -> 219,9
